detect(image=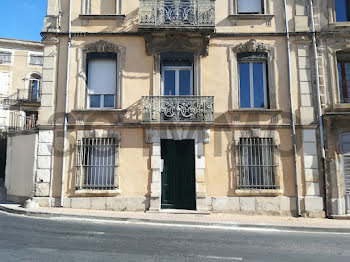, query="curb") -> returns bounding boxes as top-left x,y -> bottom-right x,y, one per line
1,204 -> 350,234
